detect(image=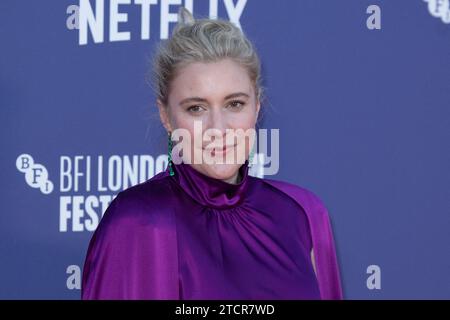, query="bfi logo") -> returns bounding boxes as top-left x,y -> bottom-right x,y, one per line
16,154 -> 54,194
